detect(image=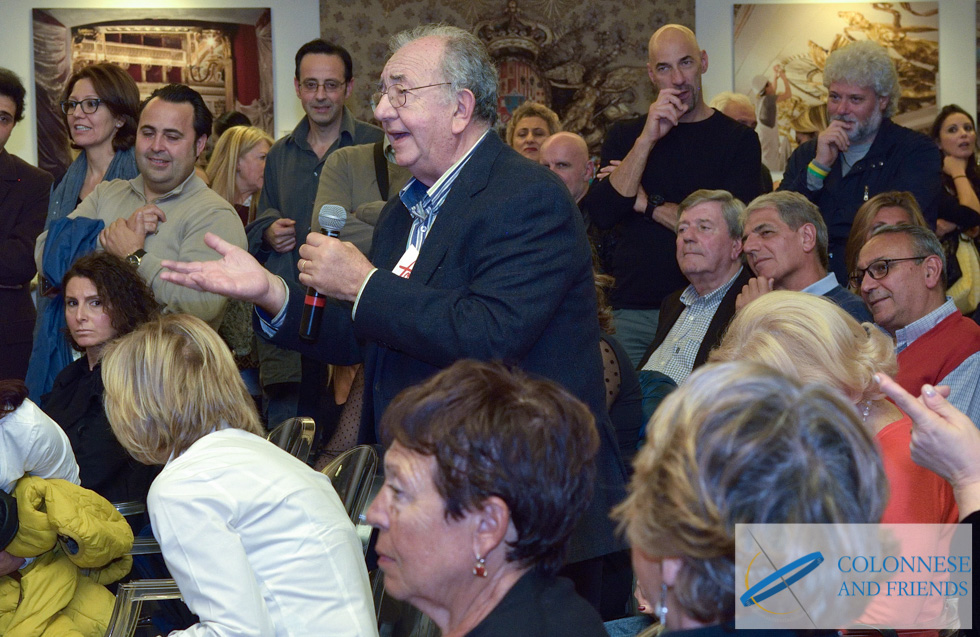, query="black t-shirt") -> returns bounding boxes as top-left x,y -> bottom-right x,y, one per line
584,111 -> 762,309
